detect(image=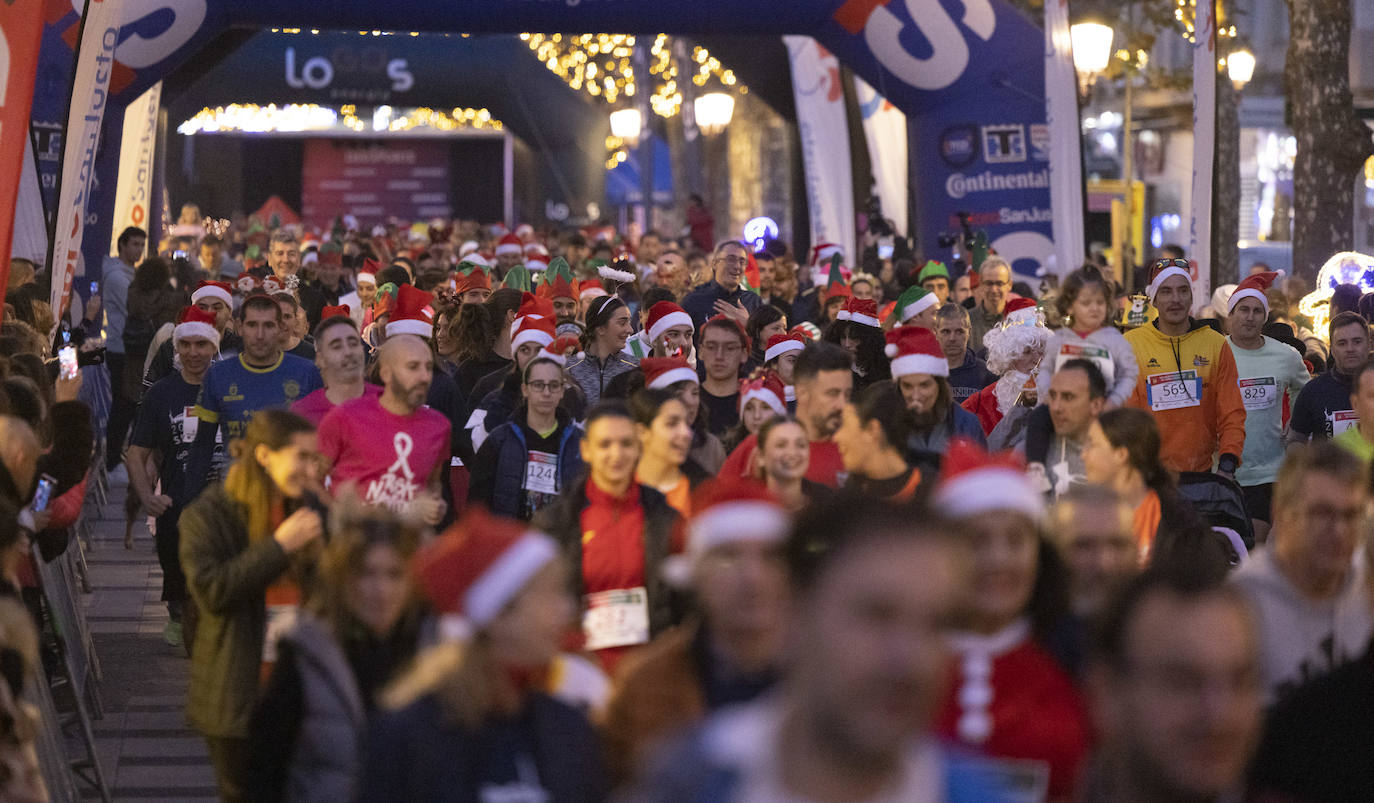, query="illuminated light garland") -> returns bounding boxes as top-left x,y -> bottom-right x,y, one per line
1298,251 -> 1374,337
178,103 -> 502,135
1173,0 -> 1240,44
